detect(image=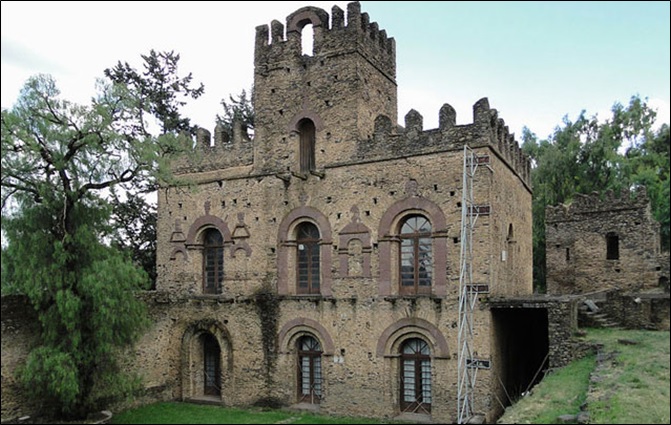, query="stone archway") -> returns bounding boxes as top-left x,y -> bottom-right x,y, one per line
180,320 -> 232,401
